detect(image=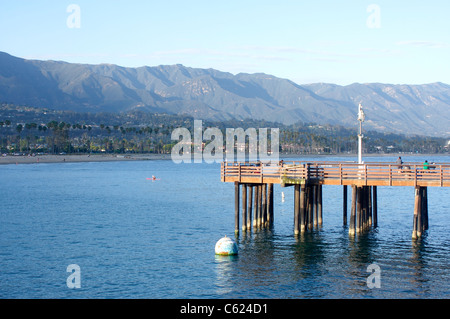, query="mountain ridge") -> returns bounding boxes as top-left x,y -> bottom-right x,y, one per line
0,51 -> 449,137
